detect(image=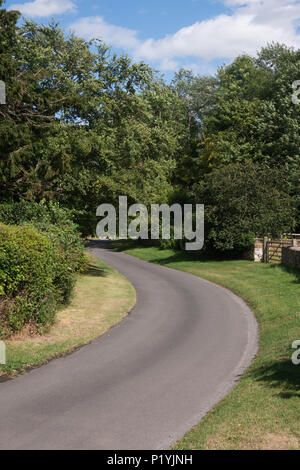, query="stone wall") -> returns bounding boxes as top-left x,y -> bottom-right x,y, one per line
282,246 -> 300,269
